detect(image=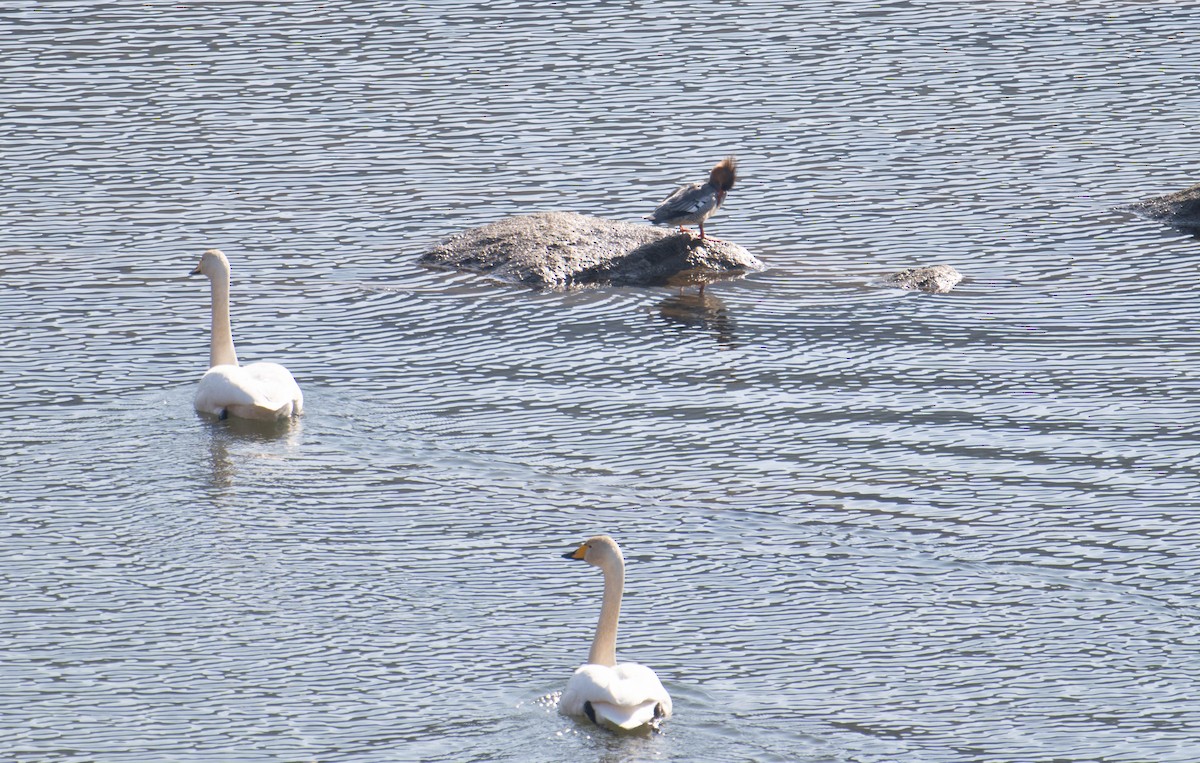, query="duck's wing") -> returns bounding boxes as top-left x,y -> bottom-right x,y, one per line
648,182 -> 718,223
